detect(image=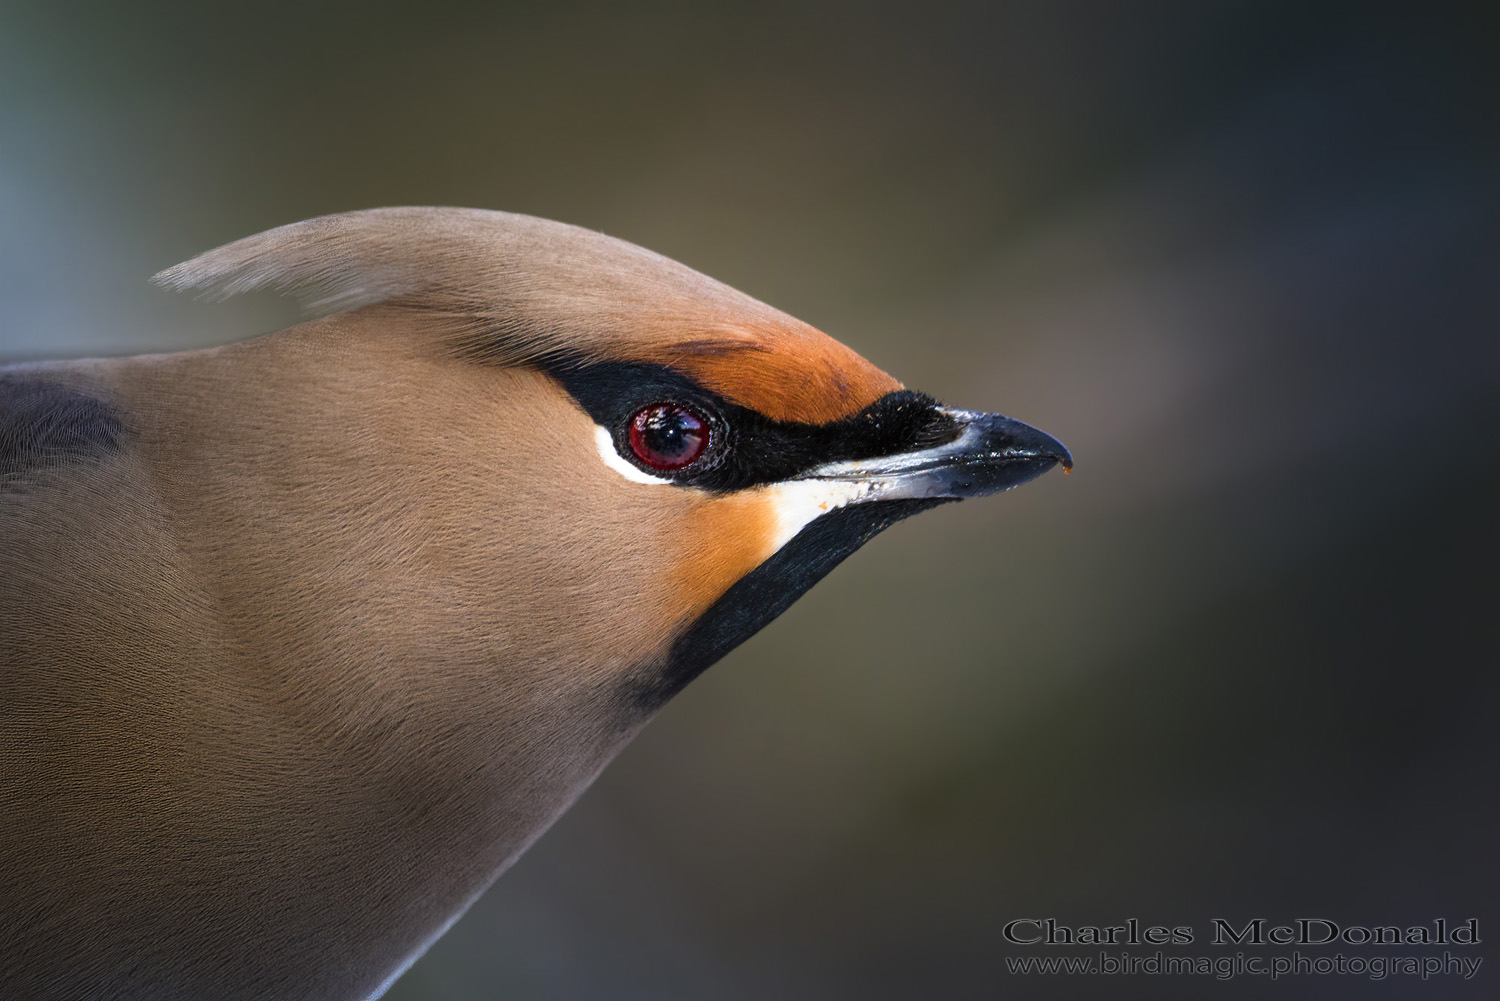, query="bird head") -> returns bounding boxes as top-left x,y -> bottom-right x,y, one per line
154,207 -> 1071,715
